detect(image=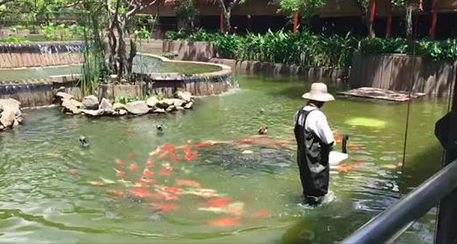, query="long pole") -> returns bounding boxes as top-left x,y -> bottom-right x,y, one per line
435,64 -> 457,244
220,11 -> 225,33
386,0 -> 392,37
